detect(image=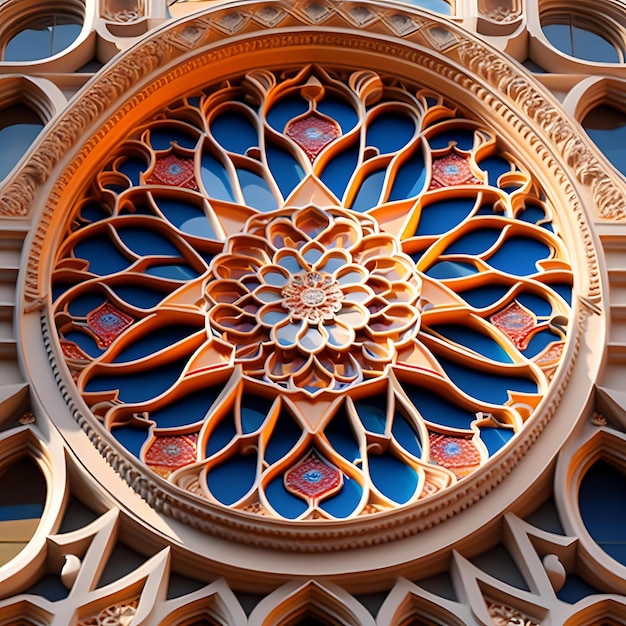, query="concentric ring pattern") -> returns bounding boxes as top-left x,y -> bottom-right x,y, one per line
51,65 -> 573,521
